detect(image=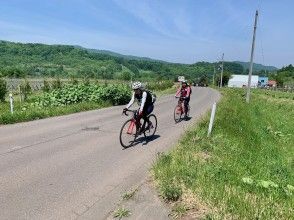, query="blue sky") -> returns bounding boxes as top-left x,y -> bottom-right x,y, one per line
0,0 -> 293,67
